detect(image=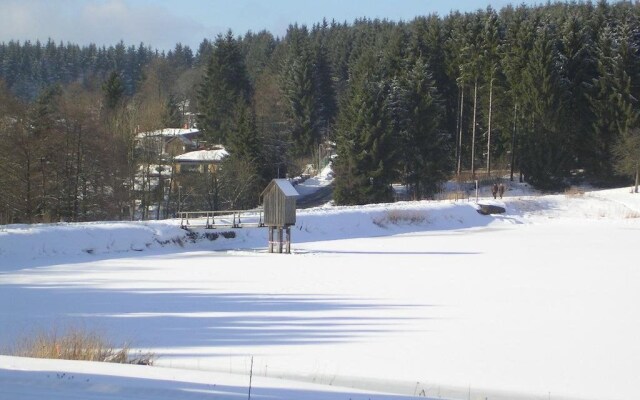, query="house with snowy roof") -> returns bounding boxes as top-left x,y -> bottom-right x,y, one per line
135,128 -> 202,157
173,146 -> 229,174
